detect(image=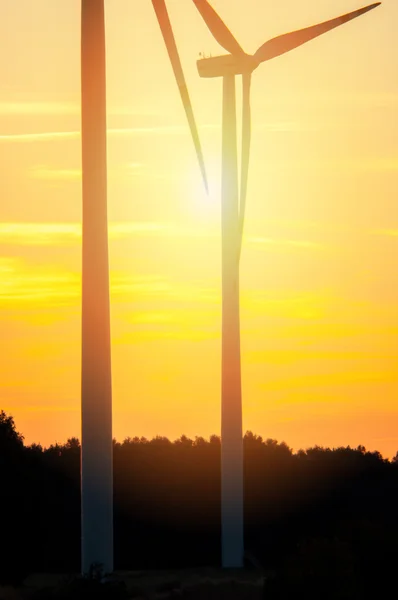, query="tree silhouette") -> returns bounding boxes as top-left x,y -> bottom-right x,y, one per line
1,409 -> 398,590
64,437 -> 81,450
0,409 -> 24,451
